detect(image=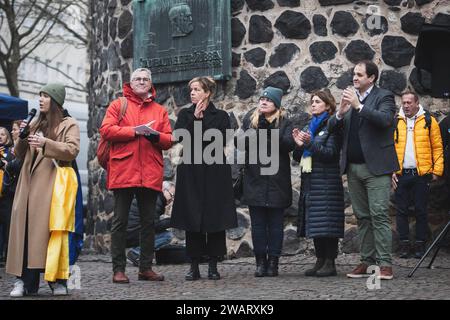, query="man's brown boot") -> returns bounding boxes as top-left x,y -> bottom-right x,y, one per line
138,269 -> 165,281
113,272 -> 130,284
